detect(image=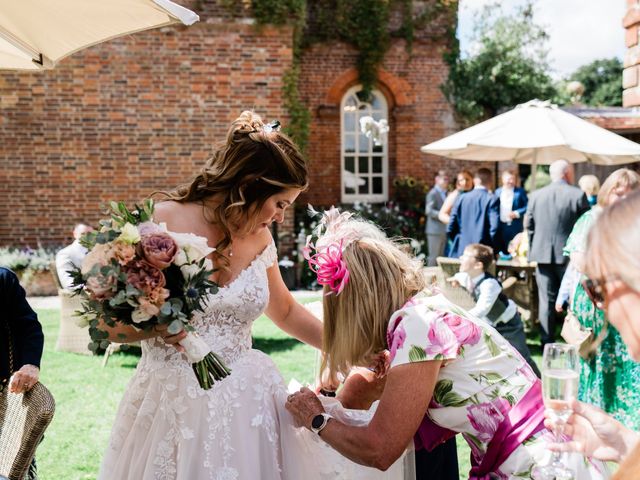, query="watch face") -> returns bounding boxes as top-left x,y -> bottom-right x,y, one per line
311,414 -> 325,430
